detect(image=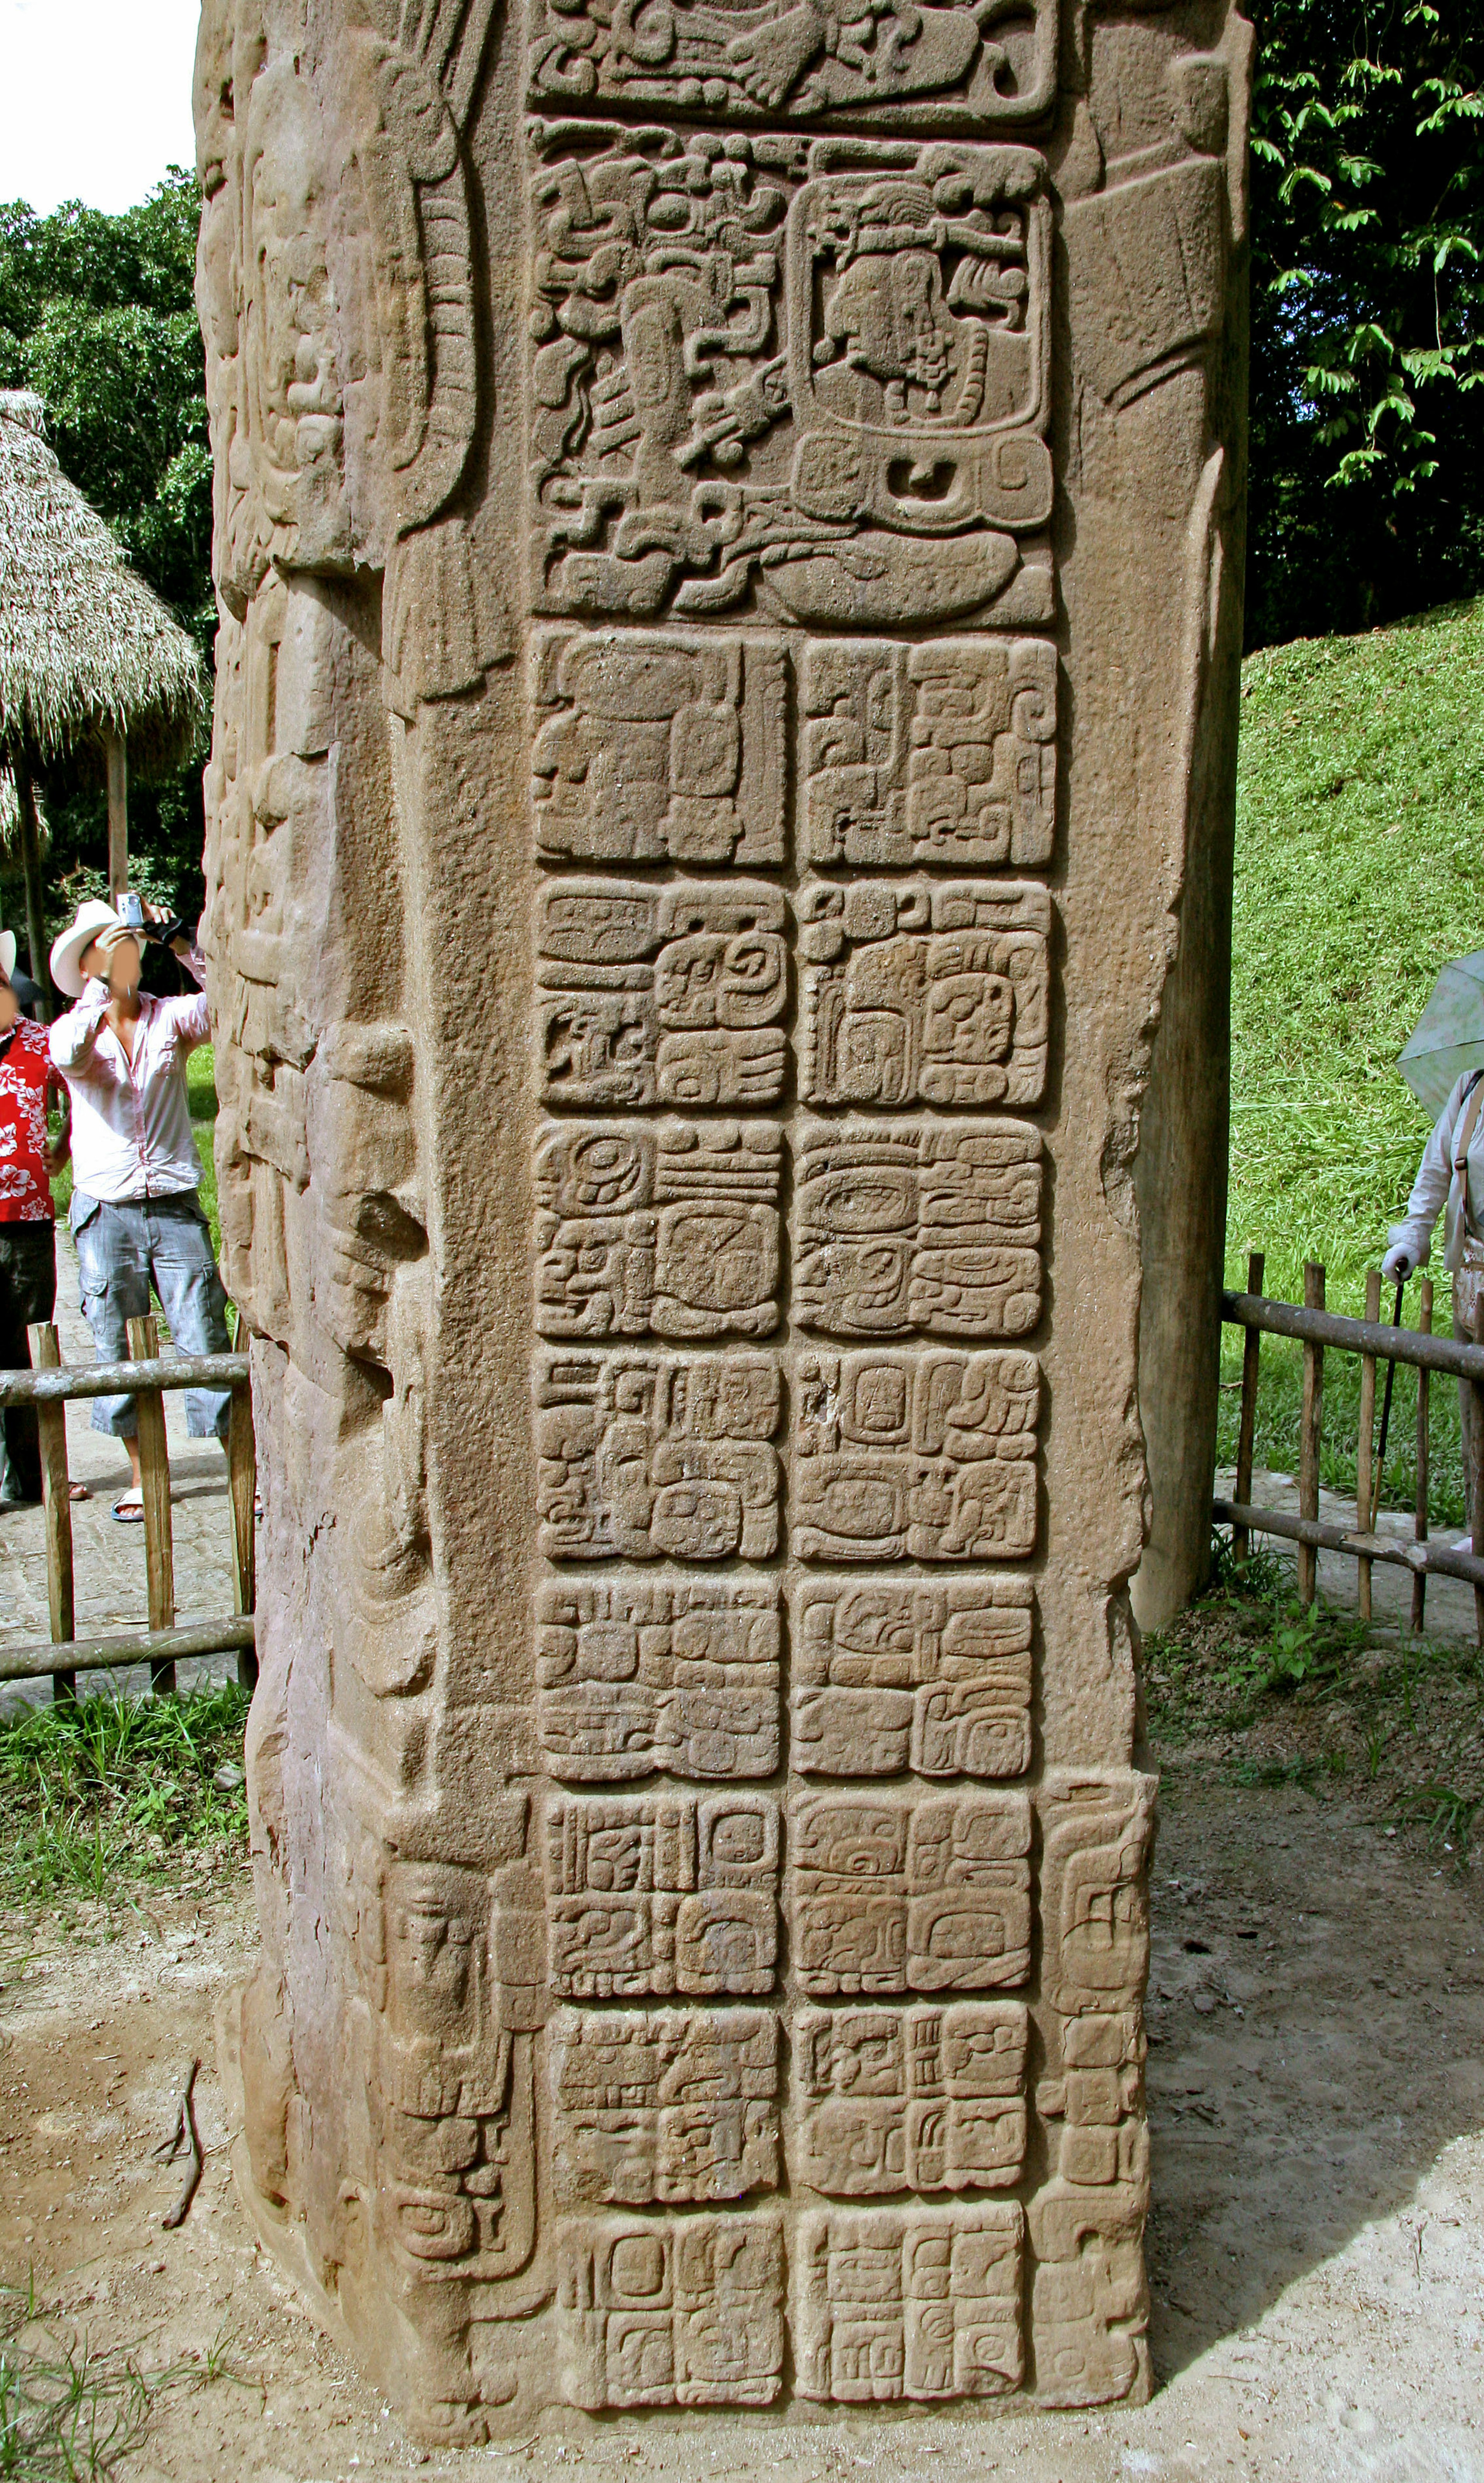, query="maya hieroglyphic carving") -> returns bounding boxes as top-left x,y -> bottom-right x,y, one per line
202,0 -> 1249,2434
527,0 -> 1057,125
528,123 -> 1054,628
